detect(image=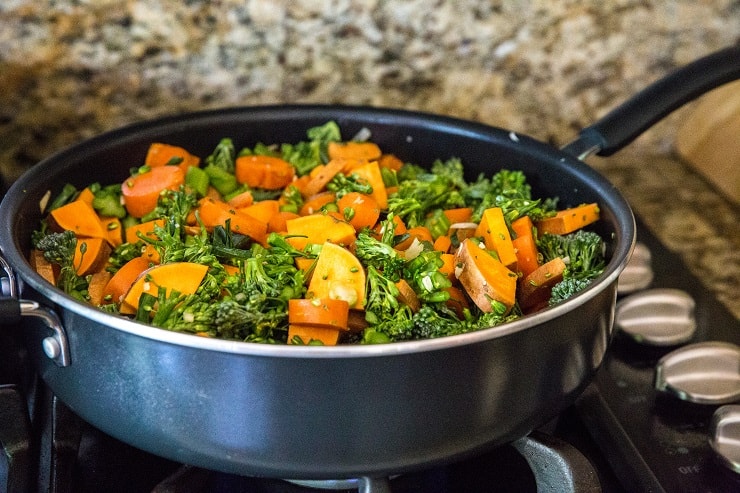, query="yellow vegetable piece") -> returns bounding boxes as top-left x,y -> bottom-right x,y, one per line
307,242 -> 366,310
